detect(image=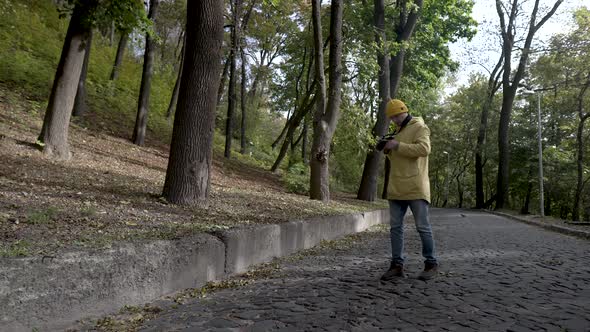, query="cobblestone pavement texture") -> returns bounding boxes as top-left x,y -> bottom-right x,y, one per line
136,209 -> 590,331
